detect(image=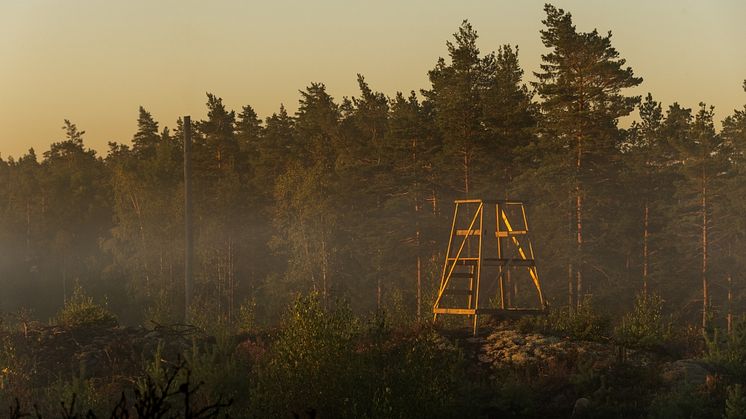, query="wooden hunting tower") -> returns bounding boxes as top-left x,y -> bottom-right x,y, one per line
433,199 -> 545,334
